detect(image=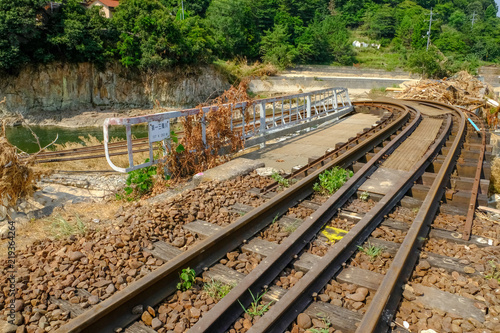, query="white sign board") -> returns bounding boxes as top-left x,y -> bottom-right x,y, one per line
148,119 -> 170,143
